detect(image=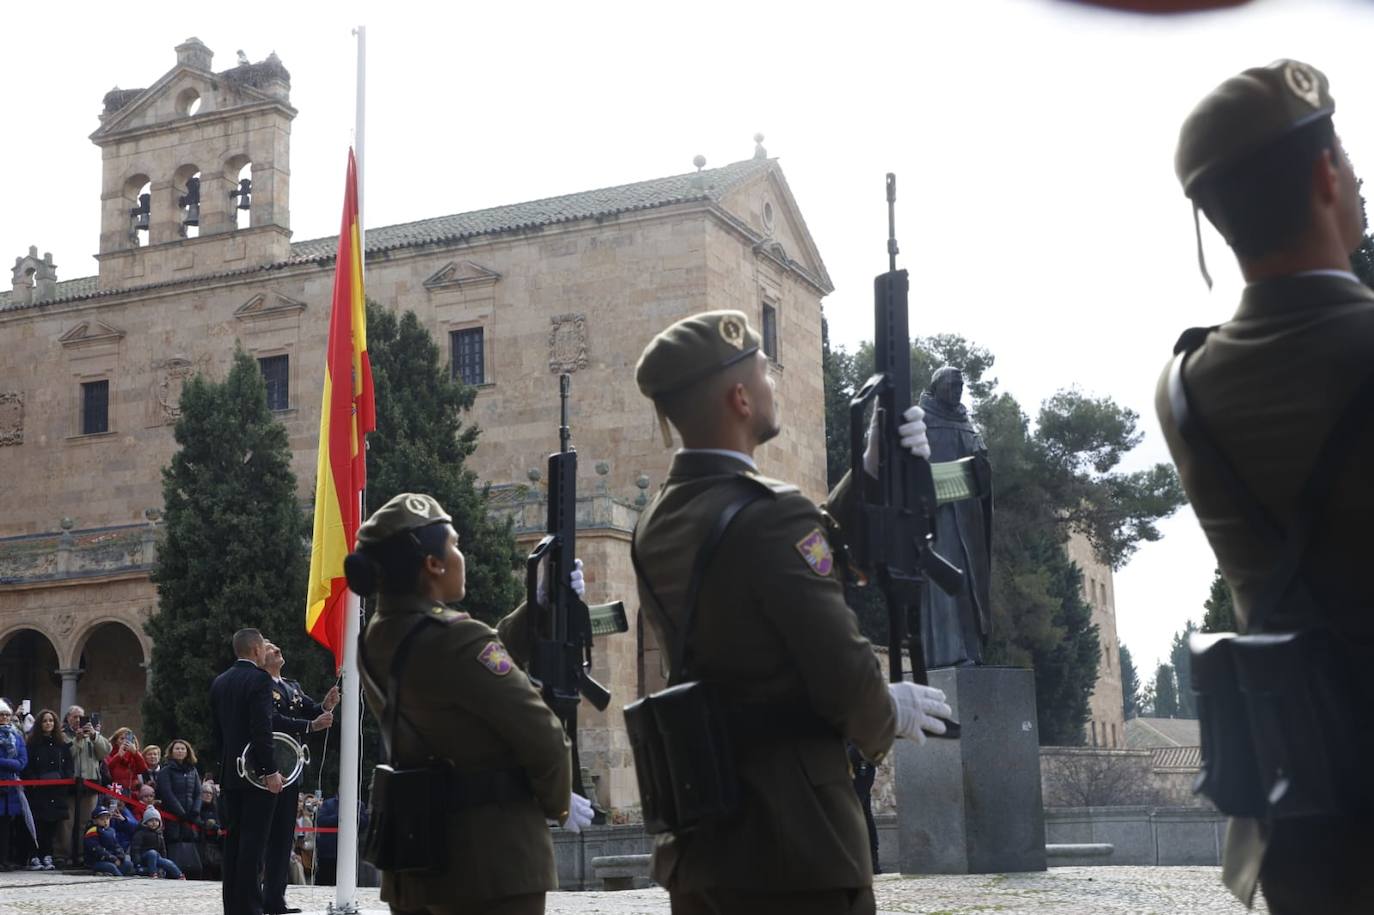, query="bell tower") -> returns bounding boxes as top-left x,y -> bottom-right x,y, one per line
90,39 -> 296,290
